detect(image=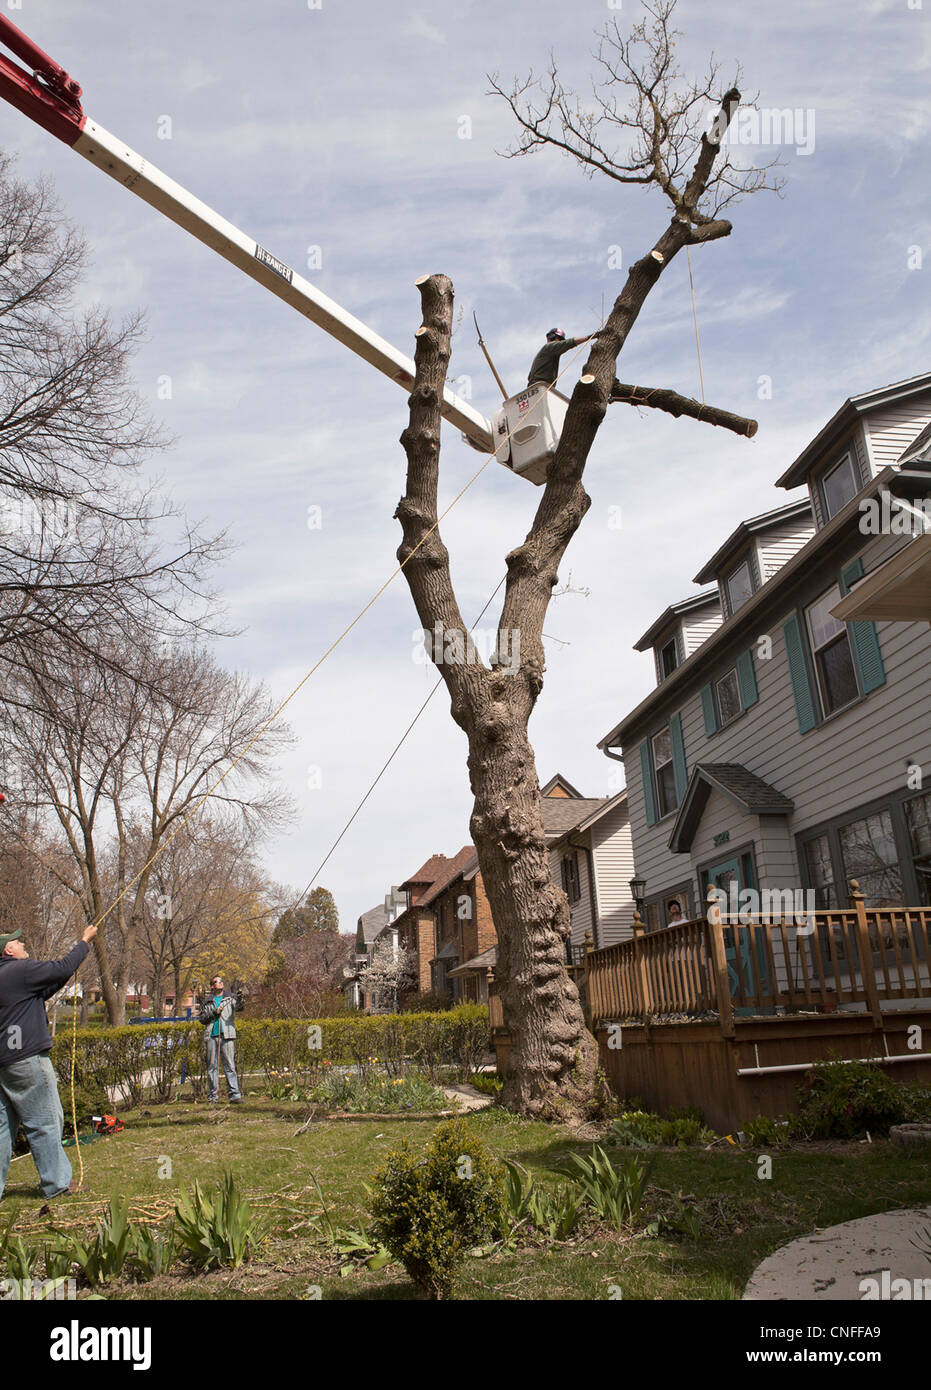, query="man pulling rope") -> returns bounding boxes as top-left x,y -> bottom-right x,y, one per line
0,923 -> 97,1204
